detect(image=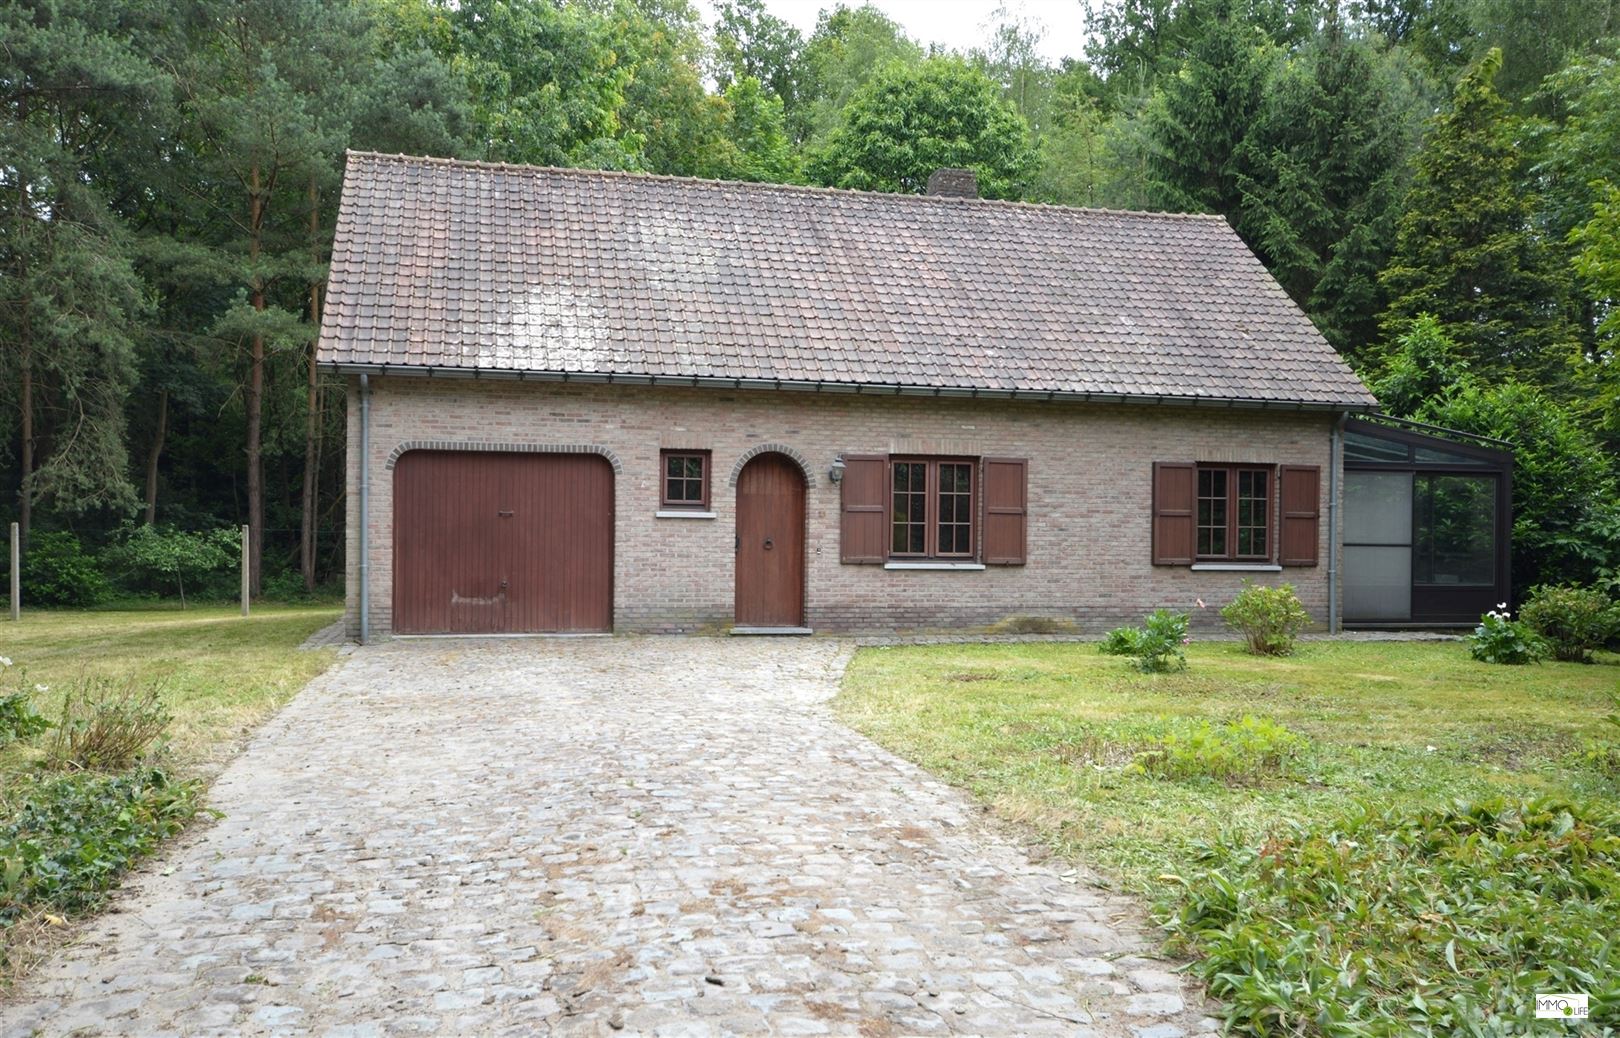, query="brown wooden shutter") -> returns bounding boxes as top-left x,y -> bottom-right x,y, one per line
1152,462 -> 1196,565
1279,464 -> 1321,566
839,455 -> 888,564
982,458 -> 1027,565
